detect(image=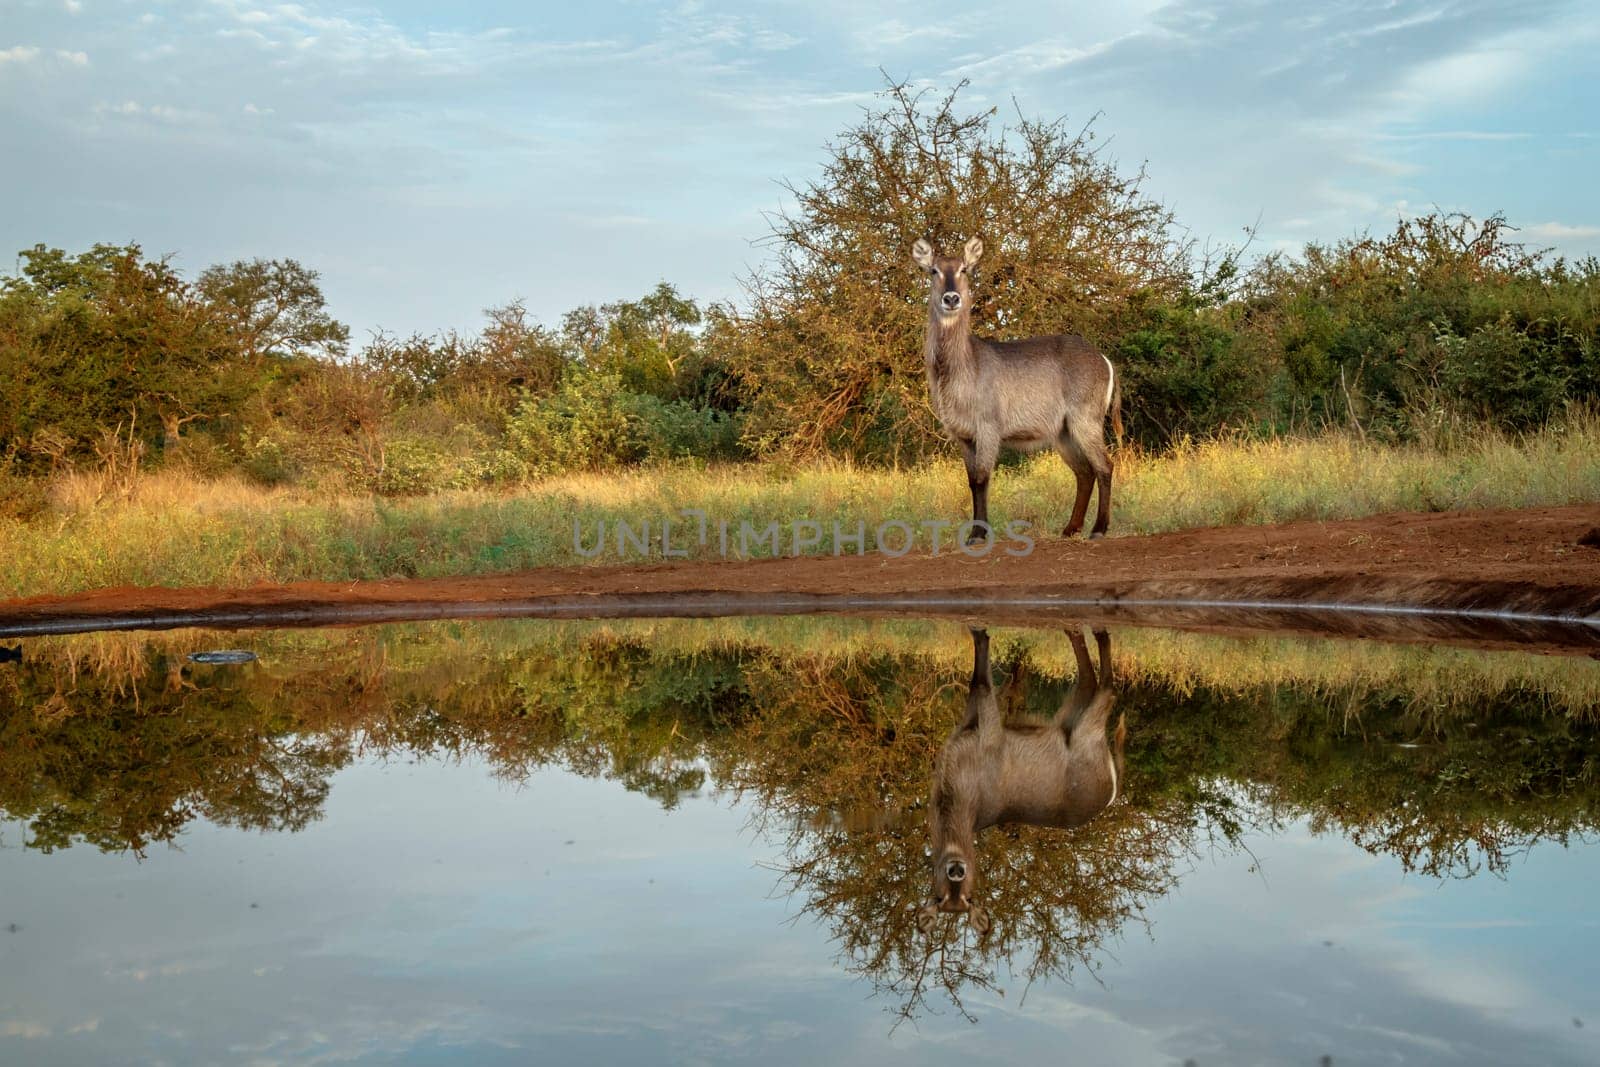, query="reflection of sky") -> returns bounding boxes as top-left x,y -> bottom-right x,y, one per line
2,757 -> 1597,1065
